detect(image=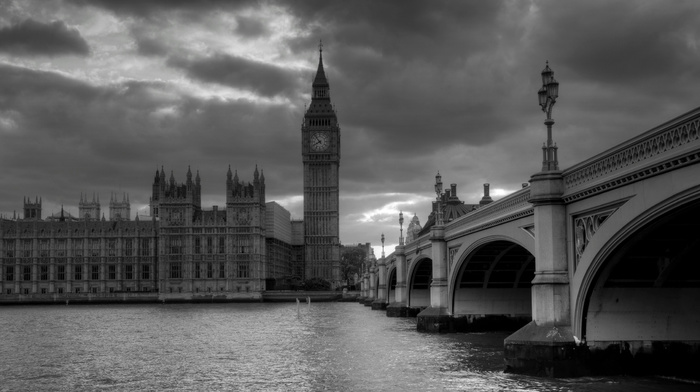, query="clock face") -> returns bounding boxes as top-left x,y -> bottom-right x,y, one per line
310,131 -> 330,152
